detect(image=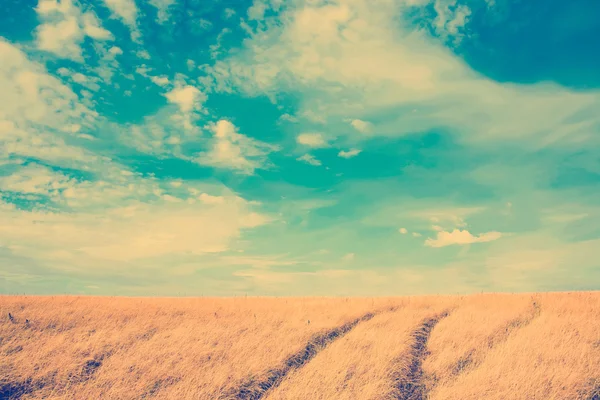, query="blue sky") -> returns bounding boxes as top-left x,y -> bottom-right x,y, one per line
1,0 -> 599,296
